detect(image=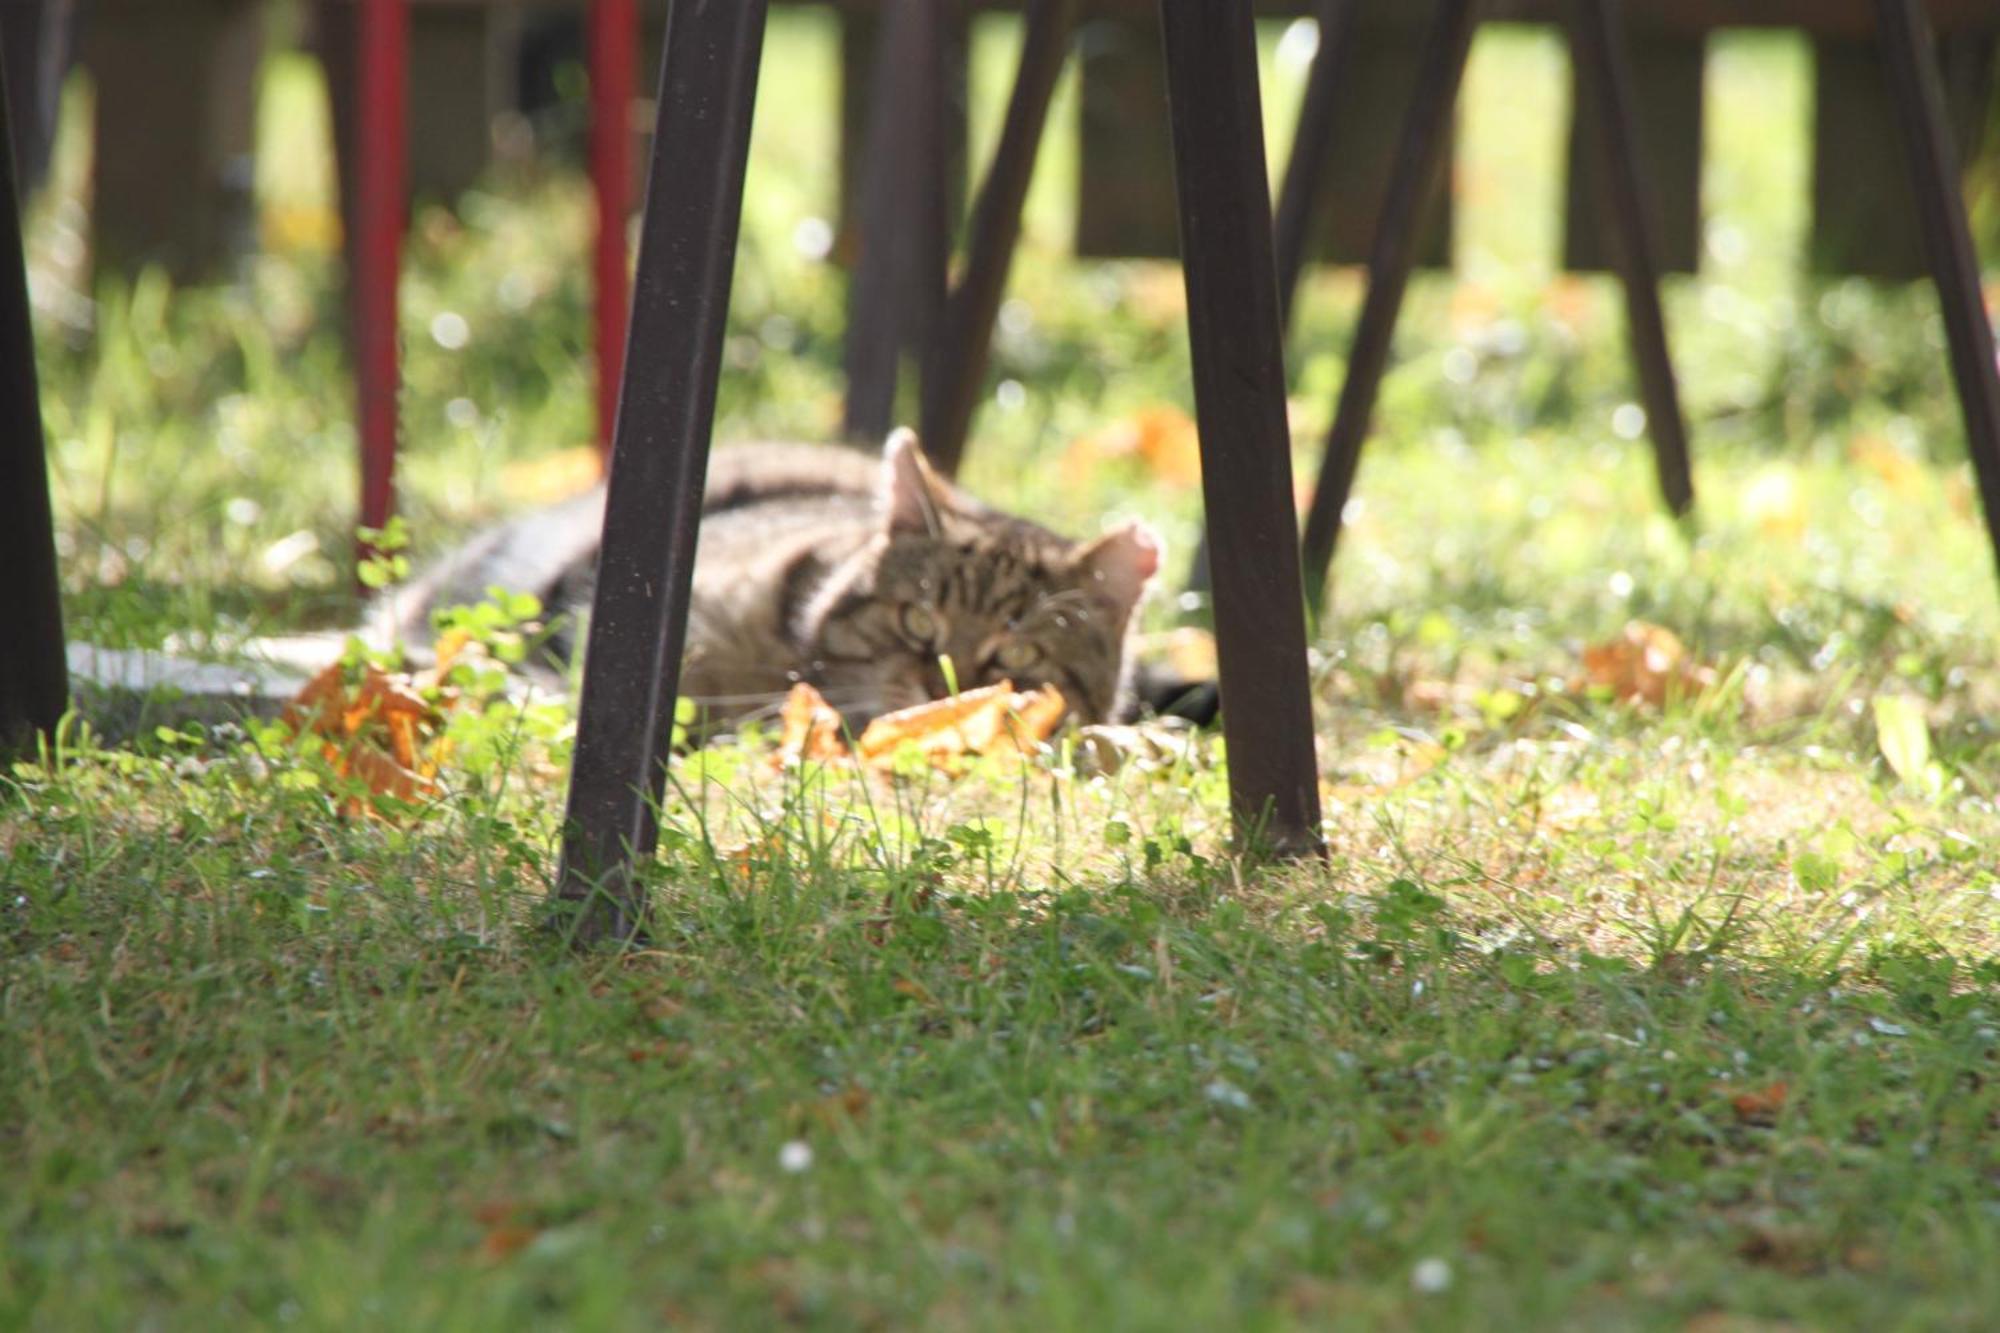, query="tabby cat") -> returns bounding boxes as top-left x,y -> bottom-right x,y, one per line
383,430 -> 1161,730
